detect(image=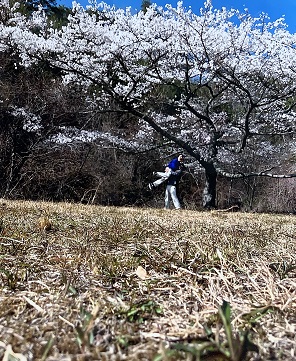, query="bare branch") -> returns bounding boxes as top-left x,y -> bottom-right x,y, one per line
217,168 -> 296,179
